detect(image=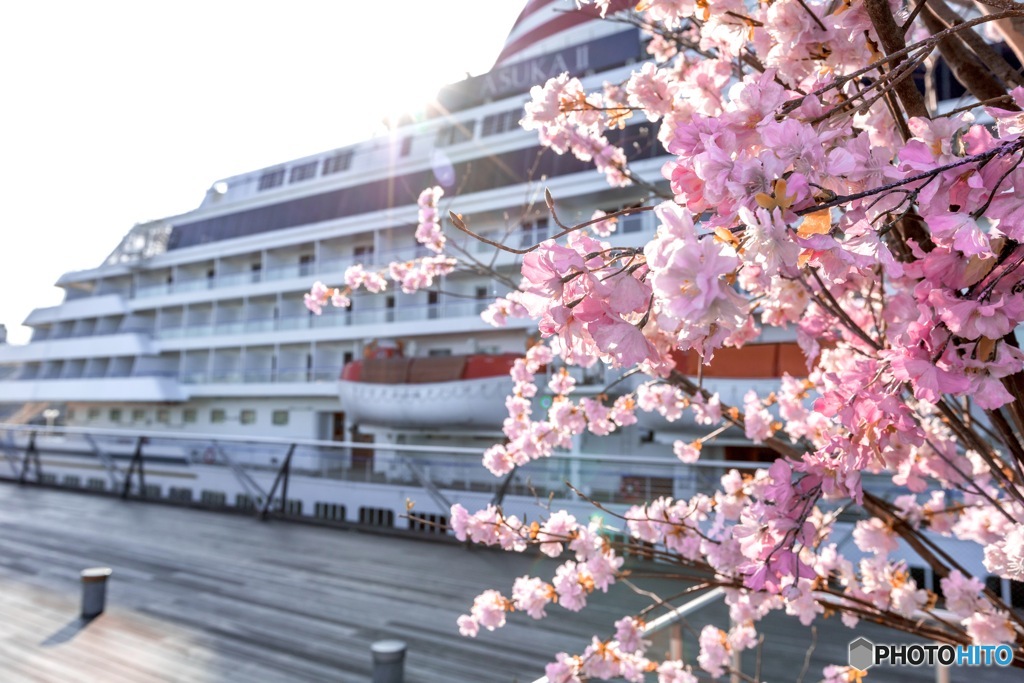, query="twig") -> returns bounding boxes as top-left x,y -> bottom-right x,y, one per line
865,0 -> 929,119
796,626 -> 817,683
